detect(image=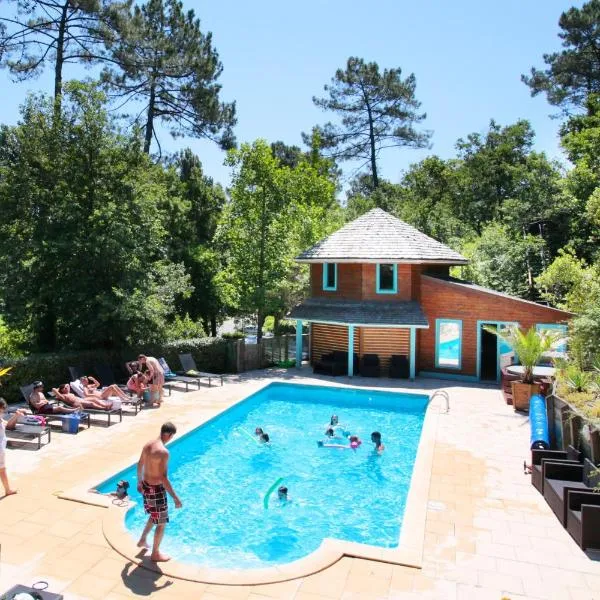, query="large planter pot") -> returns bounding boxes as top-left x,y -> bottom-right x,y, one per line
511,381 -> 540,412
